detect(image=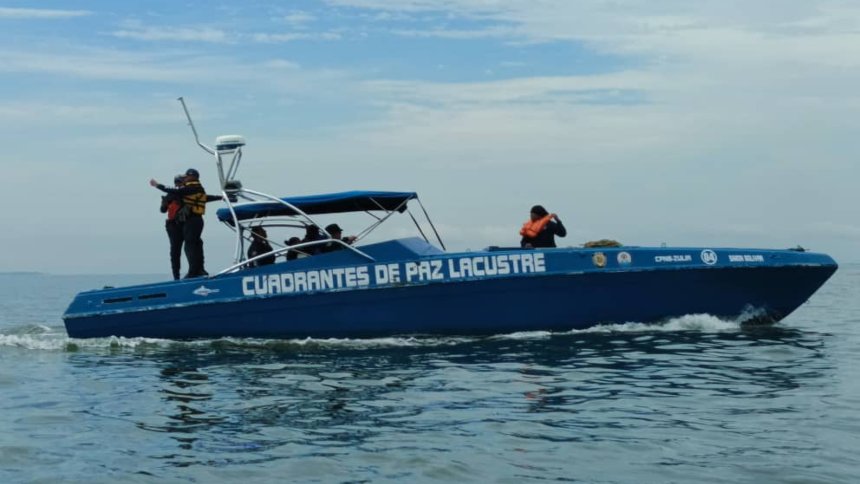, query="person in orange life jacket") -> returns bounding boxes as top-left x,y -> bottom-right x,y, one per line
247,226 -> 276,267
319,223 -> 358,253
158,174 -> 187,280
150,168 -> 222,278
520,204 -> 566,248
